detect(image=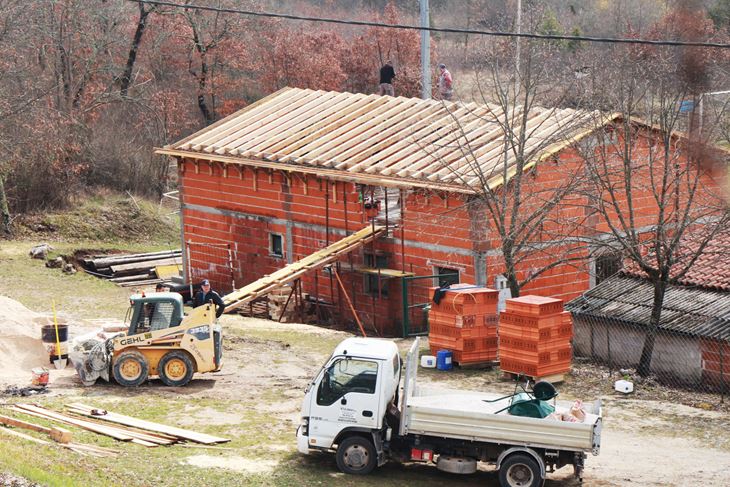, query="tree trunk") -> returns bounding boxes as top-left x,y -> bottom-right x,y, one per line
637,279 -> 668,377
0,174 -> 11,235
120,3 -> 153,96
